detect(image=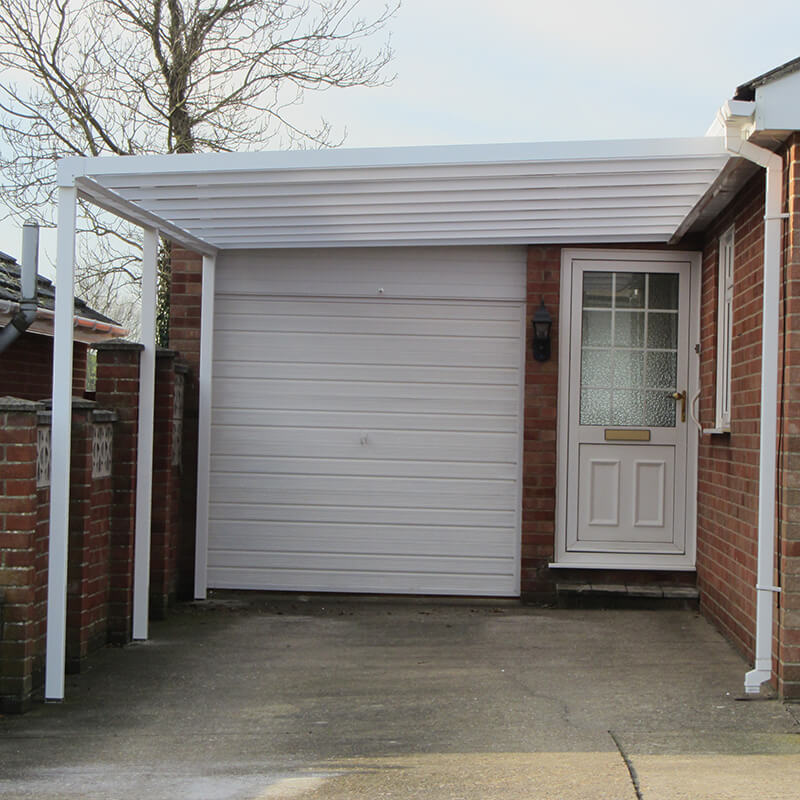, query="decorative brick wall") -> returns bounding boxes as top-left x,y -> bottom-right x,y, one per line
169,246 -> 203,599
149,350 -> 186,618
0,398 -> 44,713
0,334 -> 87,400
93,341 -> 143,643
